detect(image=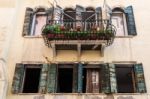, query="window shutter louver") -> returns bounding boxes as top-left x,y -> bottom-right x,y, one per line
11,63 -> 24,94
101,63 -> 111,93
73,64 -> 78,93
39,64 -> 48,93
109,63 -> 117,93
78,63 -> 83,93
134,64 -> 147,93
22,7 -> 33,36
124,6 -> 137,36
47,64 -> 57,93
